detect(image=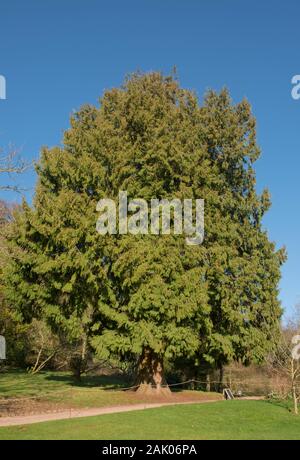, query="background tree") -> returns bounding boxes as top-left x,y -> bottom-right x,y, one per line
0,146 -> 30,192
267,323 -> 300,415
0,145 -> 31,368
194,90 -> 286,387
0,201 -> 29,367
26,319 -> 59,374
